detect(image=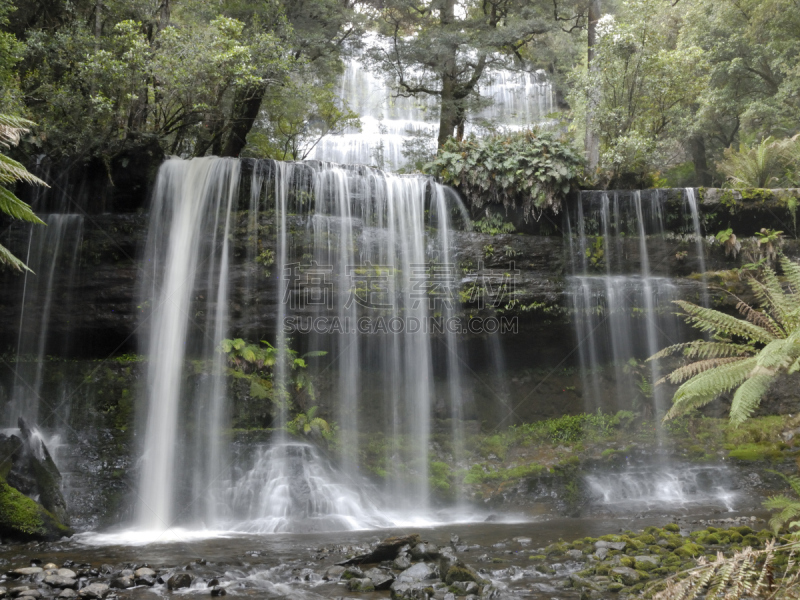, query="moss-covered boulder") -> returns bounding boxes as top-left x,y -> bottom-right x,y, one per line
0,482 -> 72,540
